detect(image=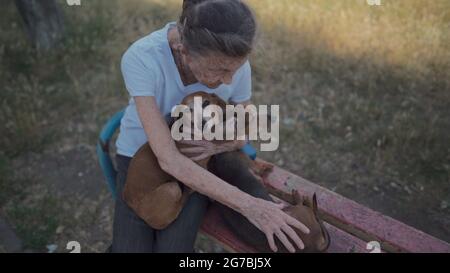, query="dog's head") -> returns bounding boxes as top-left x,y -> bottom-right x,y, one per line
284,191 -> 331,253
180,91 -> 227,111
181,91 -> 228,126
170,91 -> 235,139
